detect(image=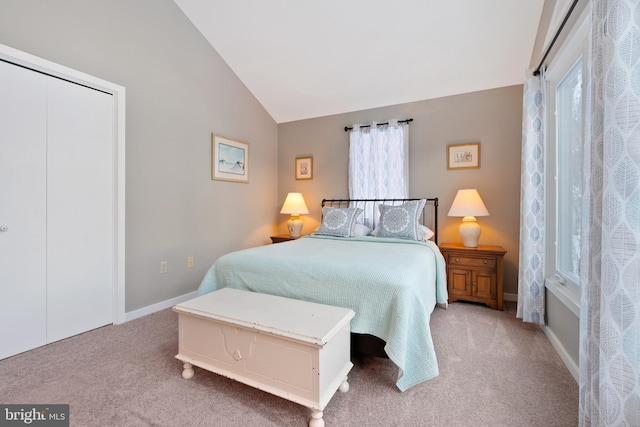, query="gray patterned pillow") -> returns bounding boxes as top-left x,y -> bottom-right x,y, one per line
378,199 -> 427,240
315,207 -> 363,237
